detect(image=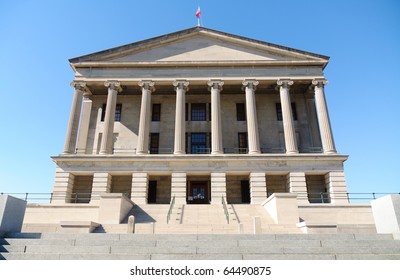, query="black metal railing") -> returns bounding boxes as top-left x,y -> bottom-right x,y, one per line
1,191 -> 399,205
